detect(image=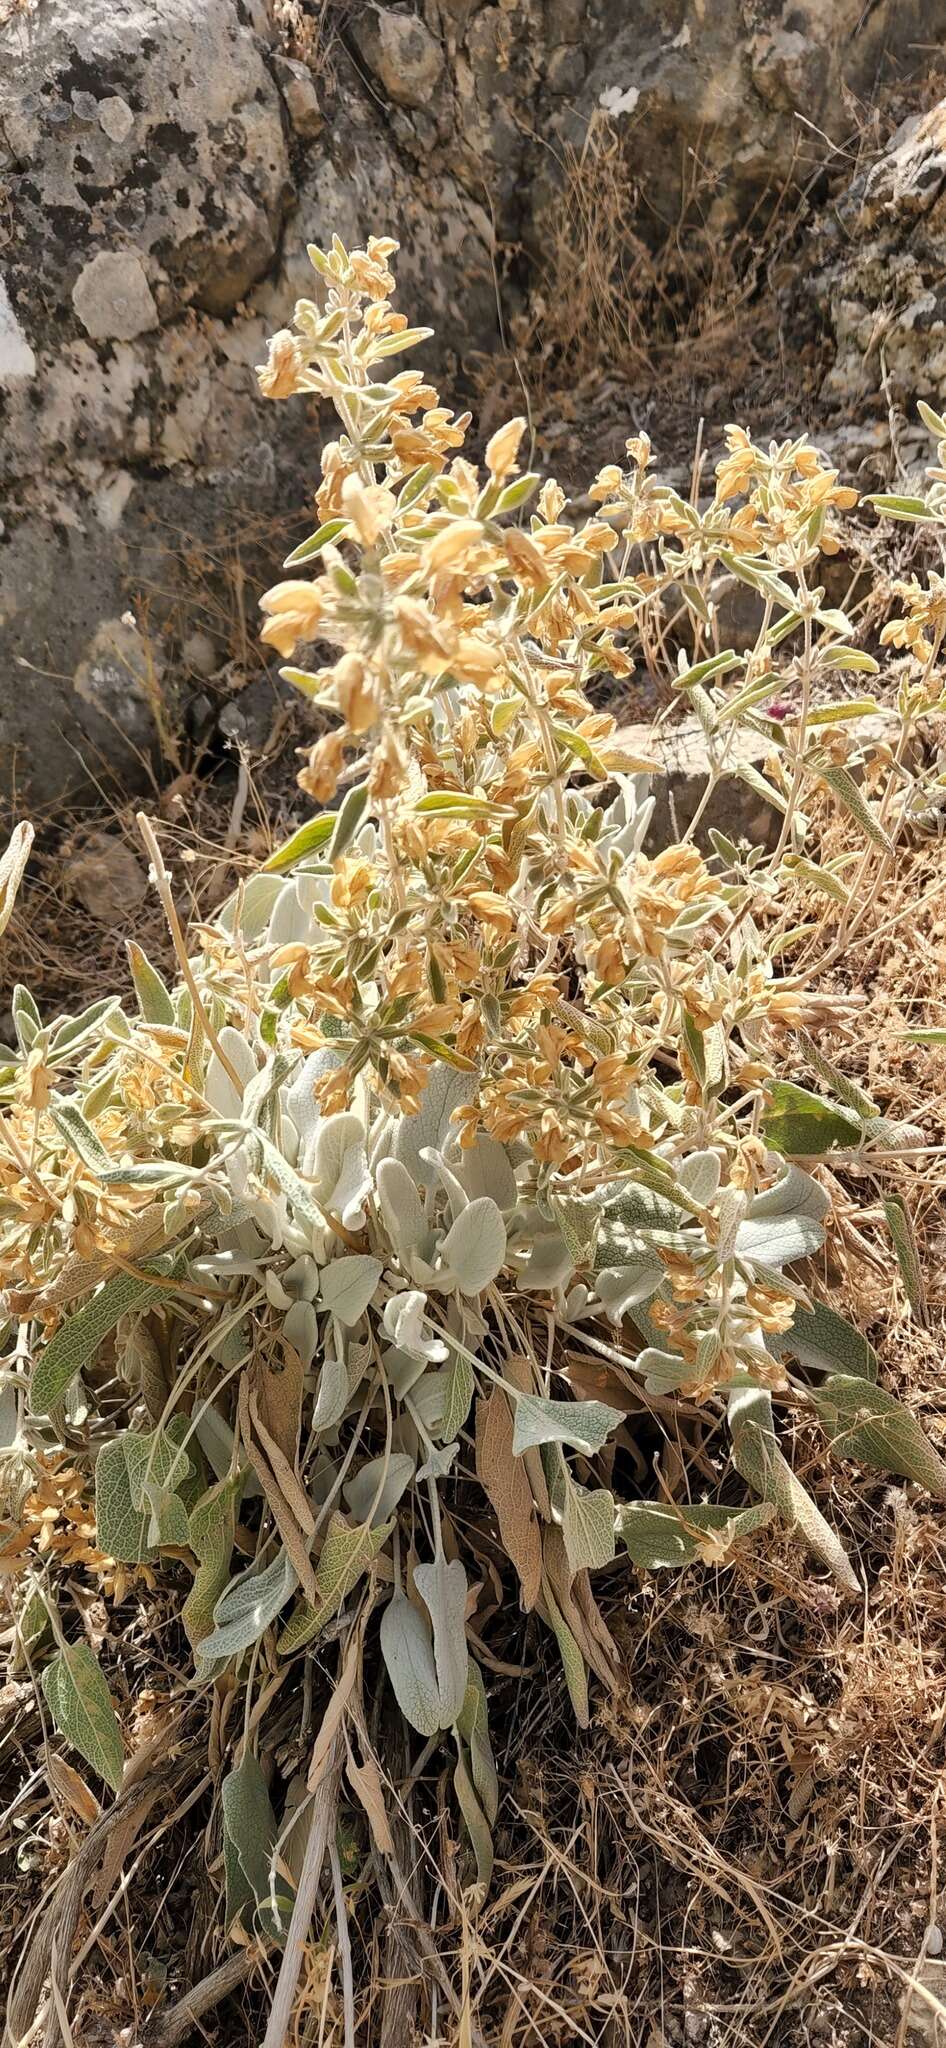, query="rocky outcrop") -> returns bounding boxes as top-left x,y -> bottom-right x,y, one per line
1,0 -> 943,807
814,102 -> 946,420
